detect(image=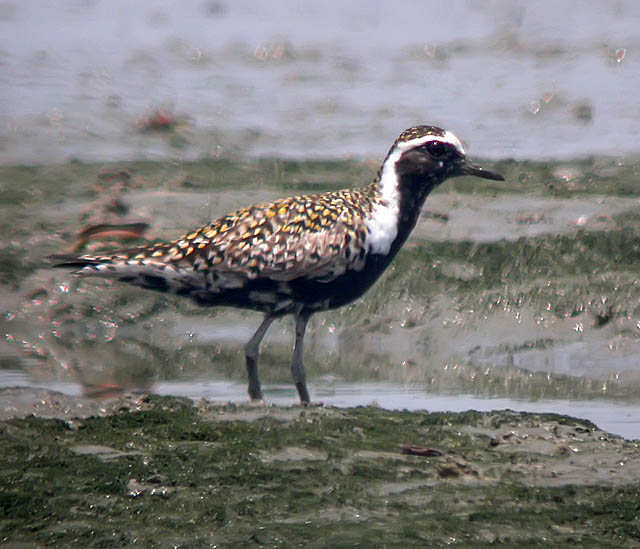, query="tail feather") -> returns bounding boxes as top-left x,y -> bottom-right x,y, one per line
49,254 -> 106,269
48,252 -> 213,298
